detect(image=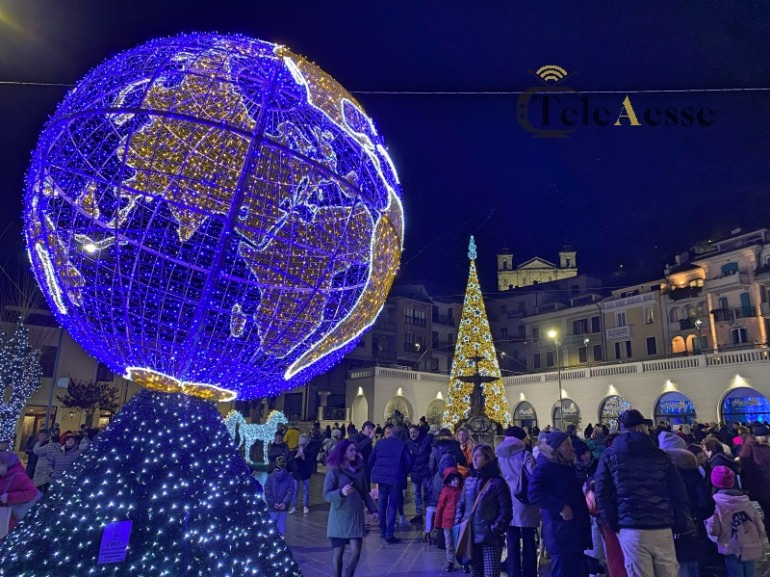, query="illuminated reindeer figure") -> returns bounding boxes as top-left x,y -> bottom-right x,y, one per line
224,410 -> 288,465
